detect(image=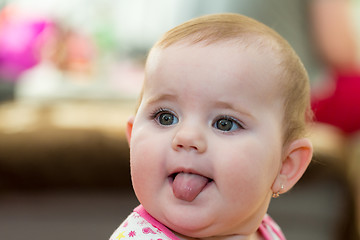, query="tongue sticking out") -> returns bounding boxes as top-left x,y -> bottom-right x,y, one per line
172,172 -> 210,202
